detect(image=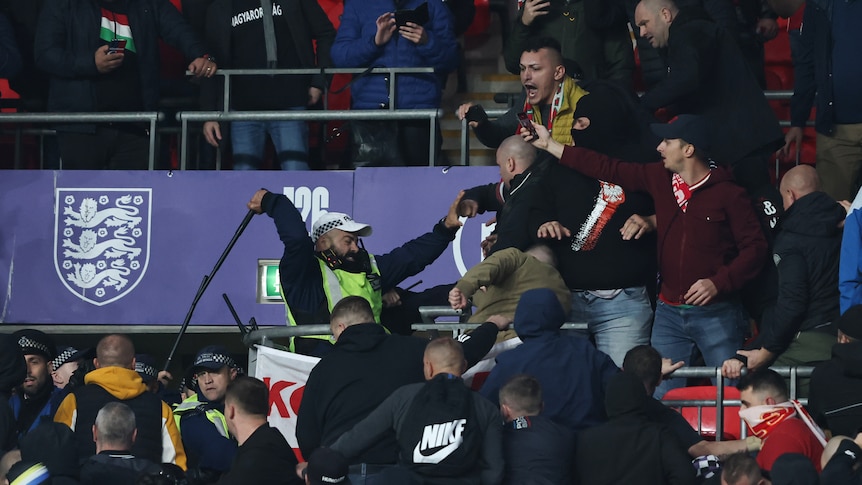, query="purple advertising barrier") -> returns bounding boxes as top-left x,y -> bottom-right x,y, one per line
1,167 -> 499,327
353,165 -> 499,292
0,170 -> 354,326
